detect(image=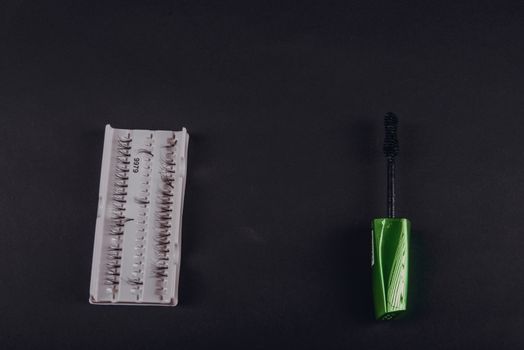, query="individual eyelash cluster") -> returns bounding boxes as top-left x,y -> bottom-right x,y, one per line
153,134 -> 178,299
106,134 -> 133,298
127,135 -> 154,299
